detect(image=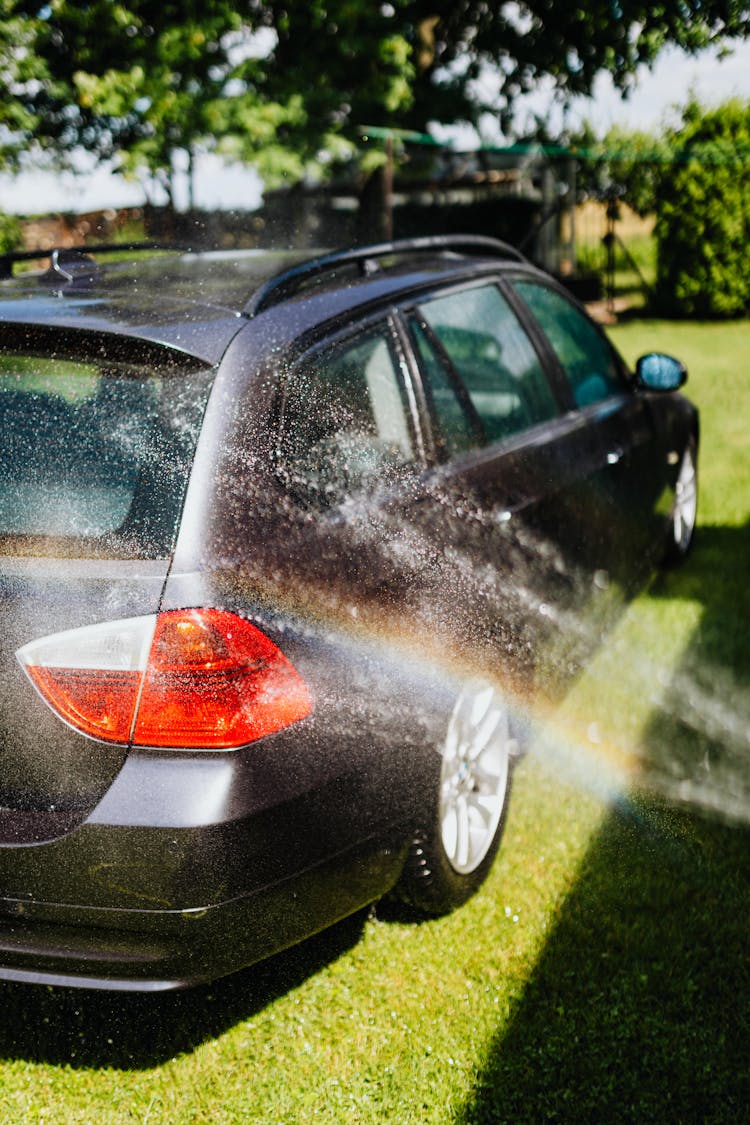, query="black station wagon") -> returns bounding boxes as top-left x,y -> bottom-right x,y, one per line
0,235 -> 698,990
